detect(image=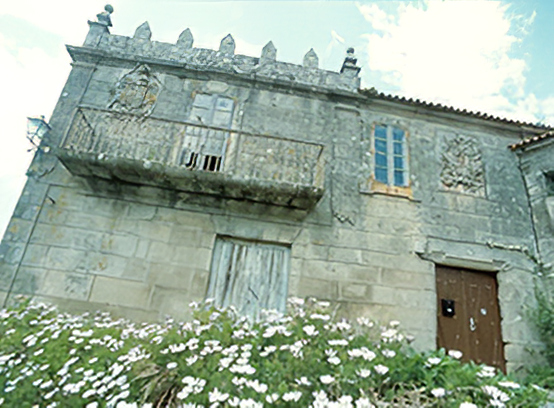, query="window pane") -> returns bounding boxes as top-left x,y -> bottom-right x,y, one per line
393,156 -> 404,170
375,167 -> 388,184
375,125 -> 387,139
375,139 -> 387,153
393,127 -> 405,141
394,170 -> 405,186
372,124 -> 409,188
376,153 -> 387,167
393,142 -> 403,155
